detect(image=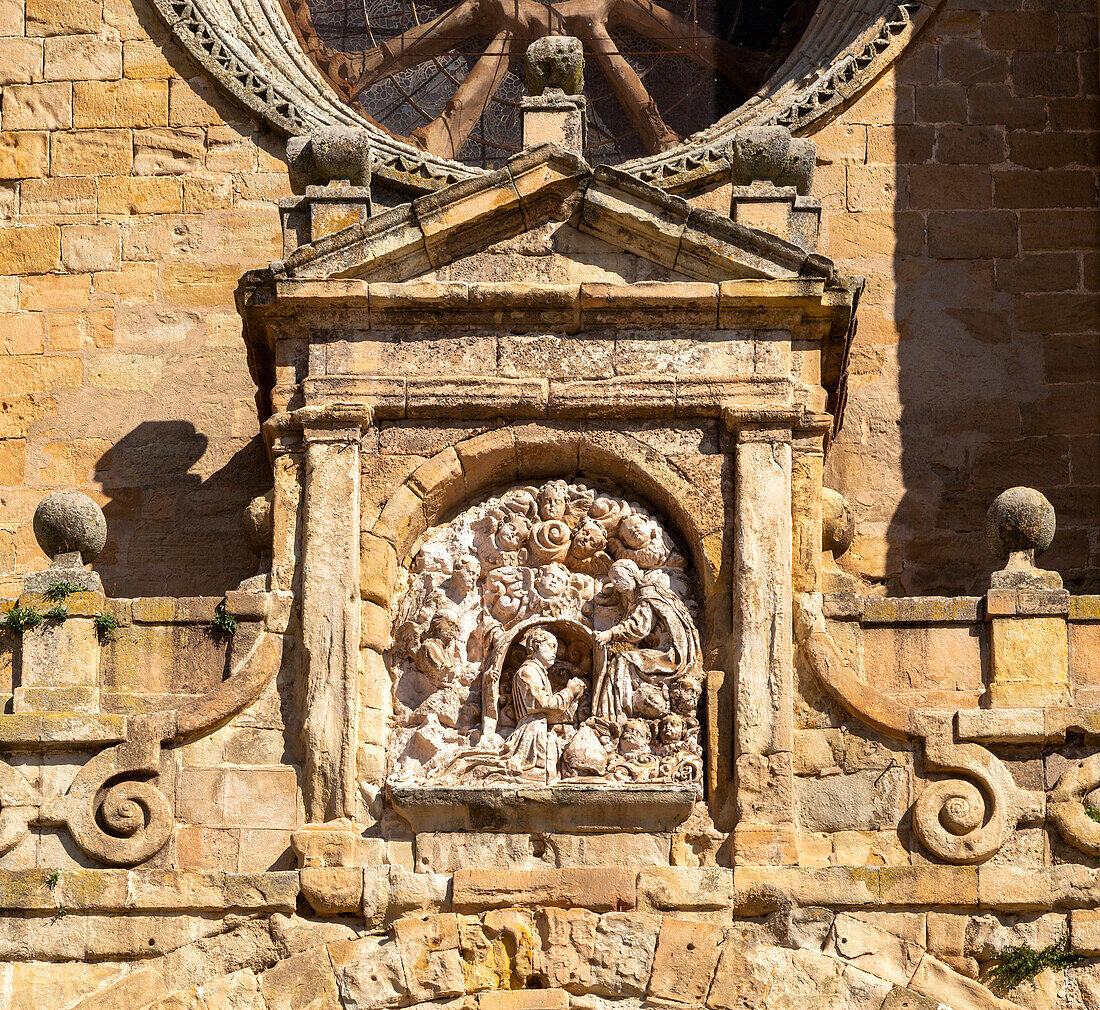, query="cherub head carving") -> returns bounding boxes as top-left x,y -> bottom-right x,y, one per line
538,480 -> 569,521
